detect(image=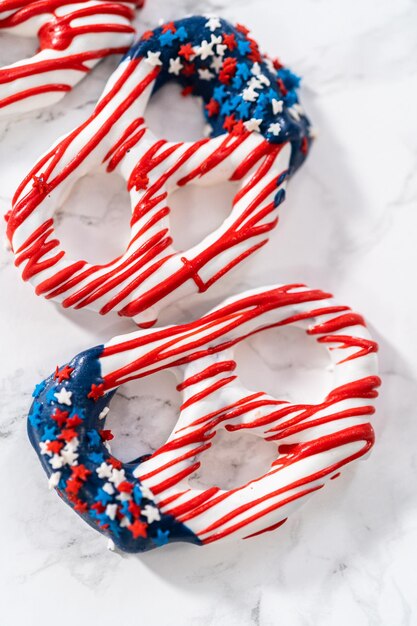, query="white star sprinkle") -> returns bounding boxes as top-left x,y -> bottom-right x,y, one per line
54,387 -> 72,406
268,122 -> 282,136
61,449 -> 78,466
244,118 -> 263,133
145,51 -> 162,67
105,504 -> 118,520
242,86 -> 259,102
142,504 -> 161,523
252,62 -> 261,76
197,40 -> 214,60
49,454 -> 65,469
116,491 -> 131,502
40,441 -> 52,456
120,516 -> 130,528
99,407 -> 109,420
96,462 -> 113,479
63,438 -> 79,453
210,56 -> 223,73
198,68 -> 215,81
102,482 -> 115,495
104,441 -> 112,453
216,43 -> 227,57
258,74 -> 271,86
272,98 -> 284,114
205,16 -> 221,31
110,467 -> 126,486
168,56 -> 183,75
48,472 -> 61,490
